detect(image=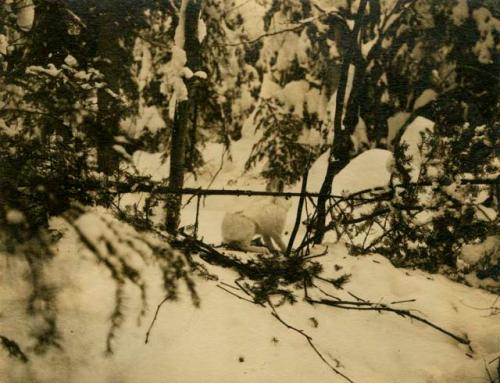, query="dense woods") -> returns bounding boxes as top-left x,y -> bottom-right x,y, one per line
0,0 -> 498,382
